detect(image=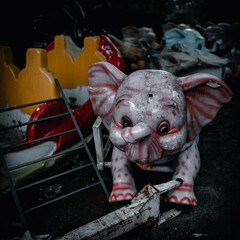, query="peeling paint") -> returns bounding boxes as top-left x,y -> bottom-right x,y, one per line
57,180 -> 182,240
